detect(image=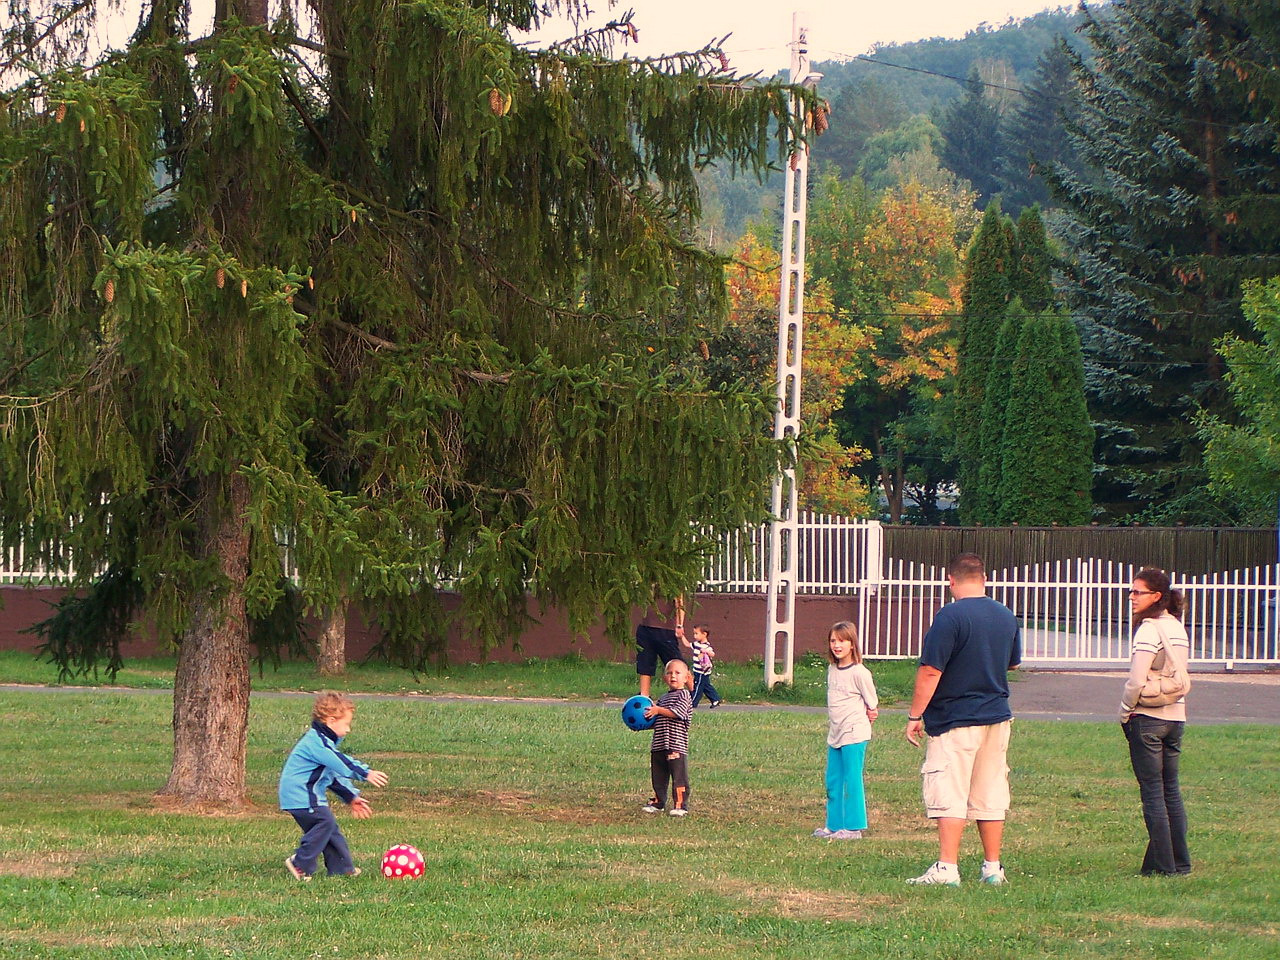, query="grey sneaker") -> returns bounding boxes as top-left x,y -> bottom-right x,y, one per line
285,856 -> 312,882
906,861 -> 961,886
642,800 -> 662,813
830,829 -> 863,840
811,827 -> 834,838
980,863 -> 1007,885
